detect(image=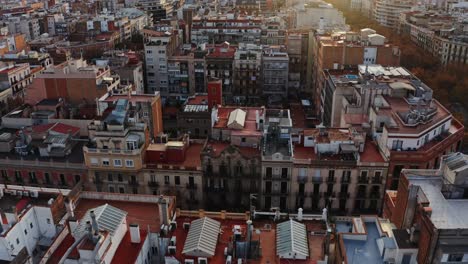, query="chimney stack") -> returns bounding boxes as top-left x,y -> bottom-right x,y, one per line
158,195 -> 169,226
90,211 -> 99,235
129,224 -> 141,243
